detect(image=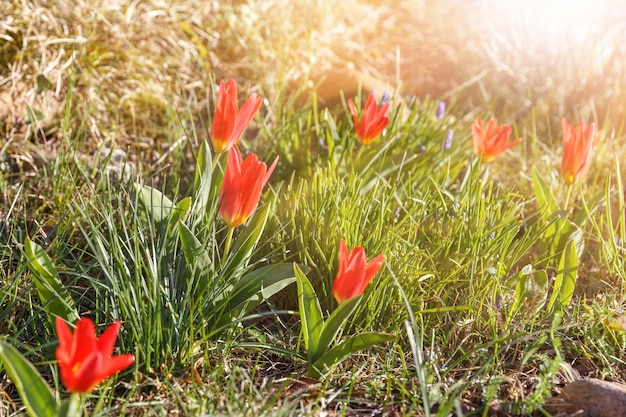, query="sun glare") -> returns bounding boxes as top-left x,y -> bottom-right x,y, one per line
485,0 -> 622,43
